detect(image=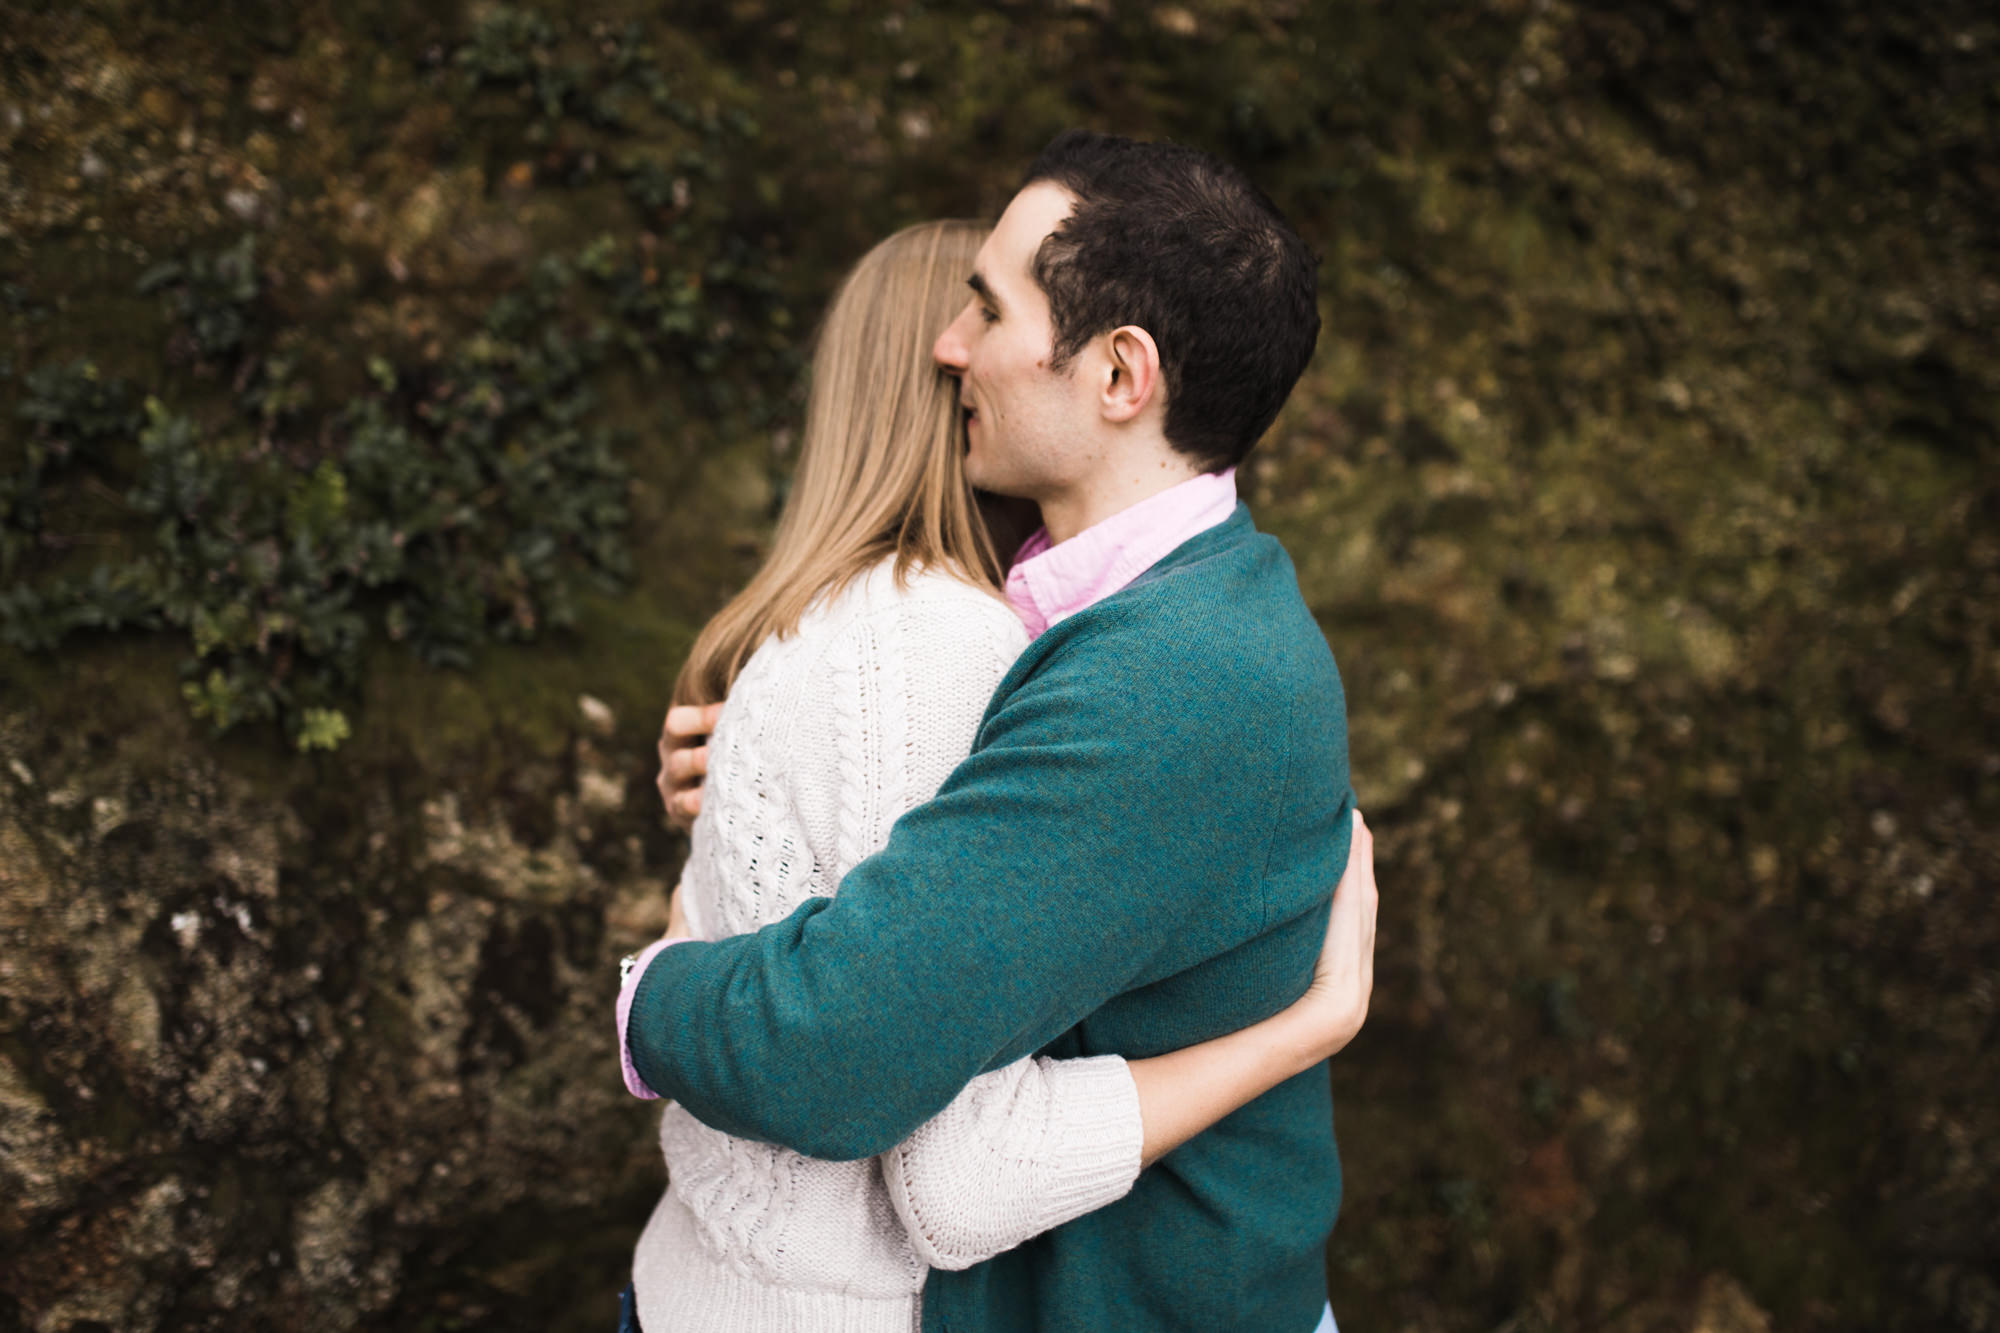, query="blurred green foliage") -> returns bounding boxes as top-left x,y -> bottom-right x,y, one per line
1,10 -> 796,749
2,243 -> 636,748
